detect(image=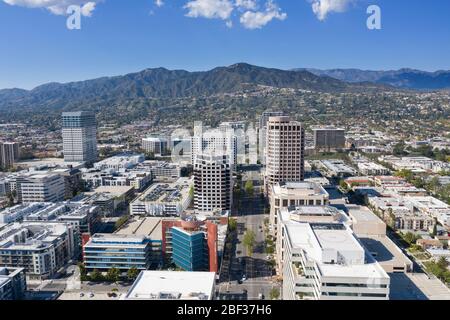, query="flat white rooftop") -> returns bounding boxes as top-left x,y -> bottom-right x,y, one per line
123,271 -> 216,300
286,223 -> 388,280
